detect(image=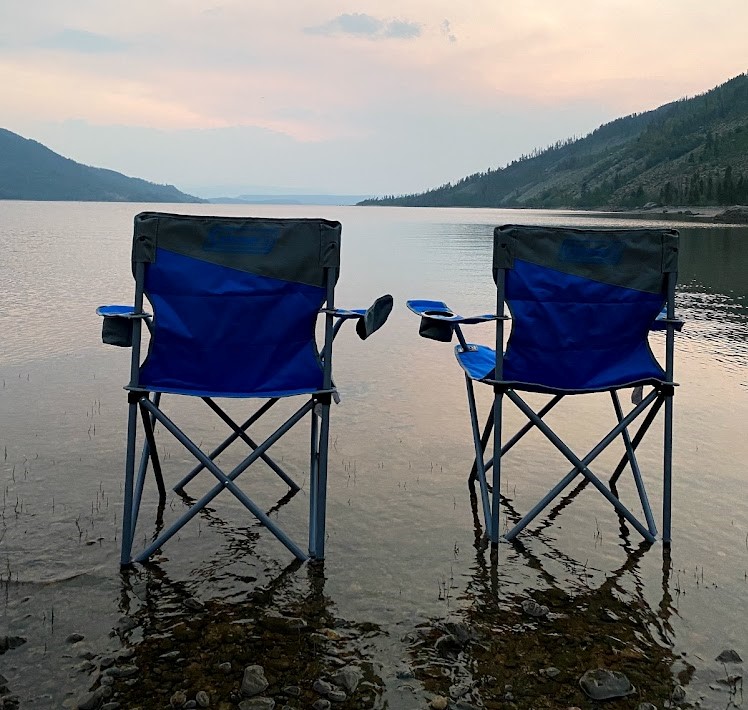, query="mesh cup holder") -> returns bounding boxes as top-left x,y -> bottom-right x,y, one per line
424,309 -> 454,317
102,316 -> 135,347
419,310 -> 456,342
